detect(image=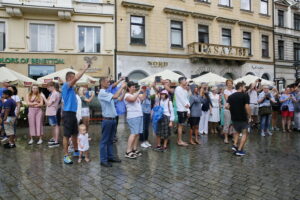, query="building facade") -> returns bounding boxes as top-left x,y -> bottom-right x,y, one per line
0,0 -> 114,80
116,0 -> 274,82
274,0 -> 300,88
